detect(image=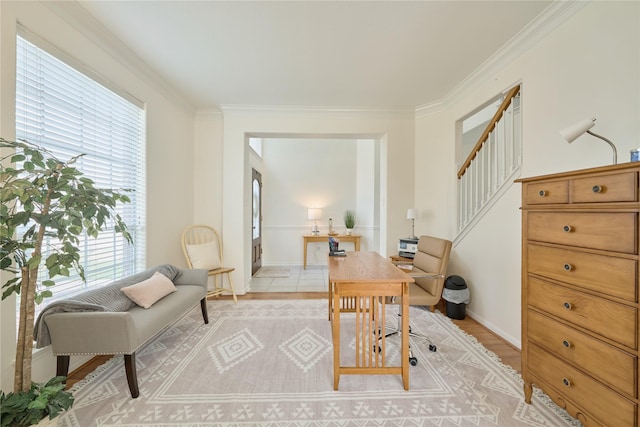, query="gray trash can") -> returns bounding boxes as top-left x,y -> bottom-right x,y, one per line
442,275 -> 470,320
